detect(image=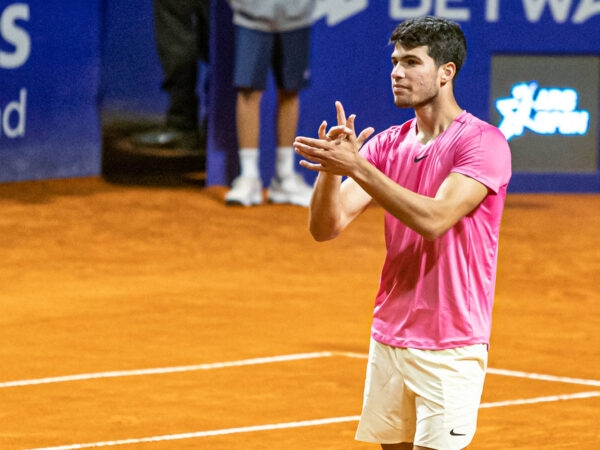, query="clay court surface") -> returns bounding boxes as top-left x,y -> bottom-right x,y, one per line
1,177 -> 598,449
